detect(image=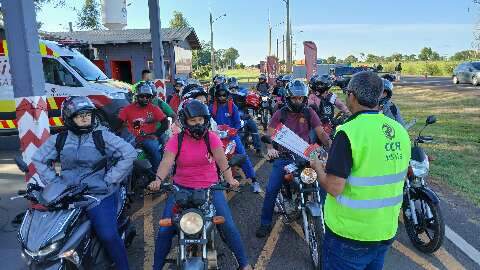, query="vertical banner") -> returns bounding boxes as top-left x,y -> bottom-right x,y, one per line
304,41 -> 317,80
266,56 -> 278,85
